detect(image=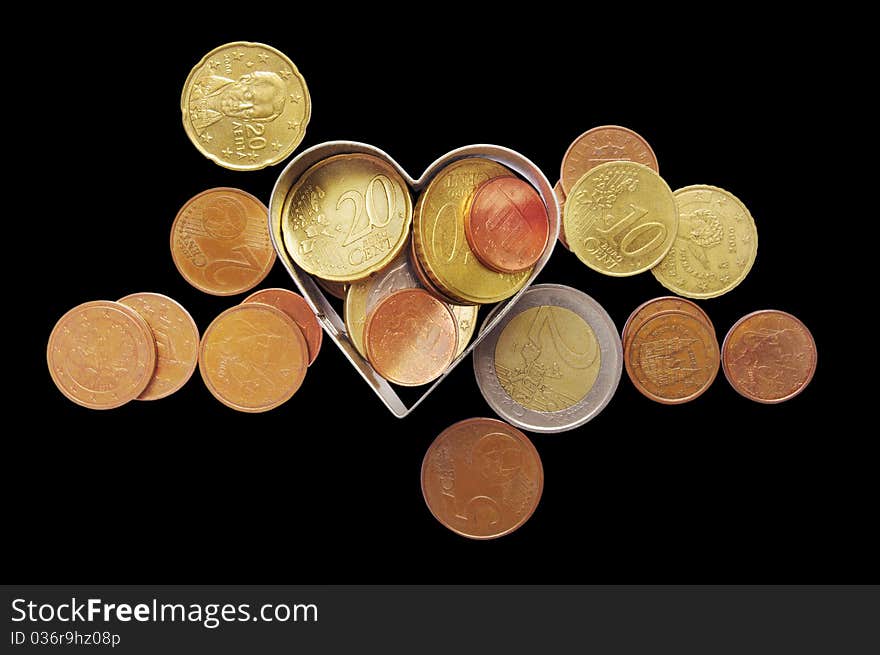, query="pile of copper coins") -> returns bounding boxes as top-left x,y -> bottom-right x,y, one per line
47,42 -> 817,541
